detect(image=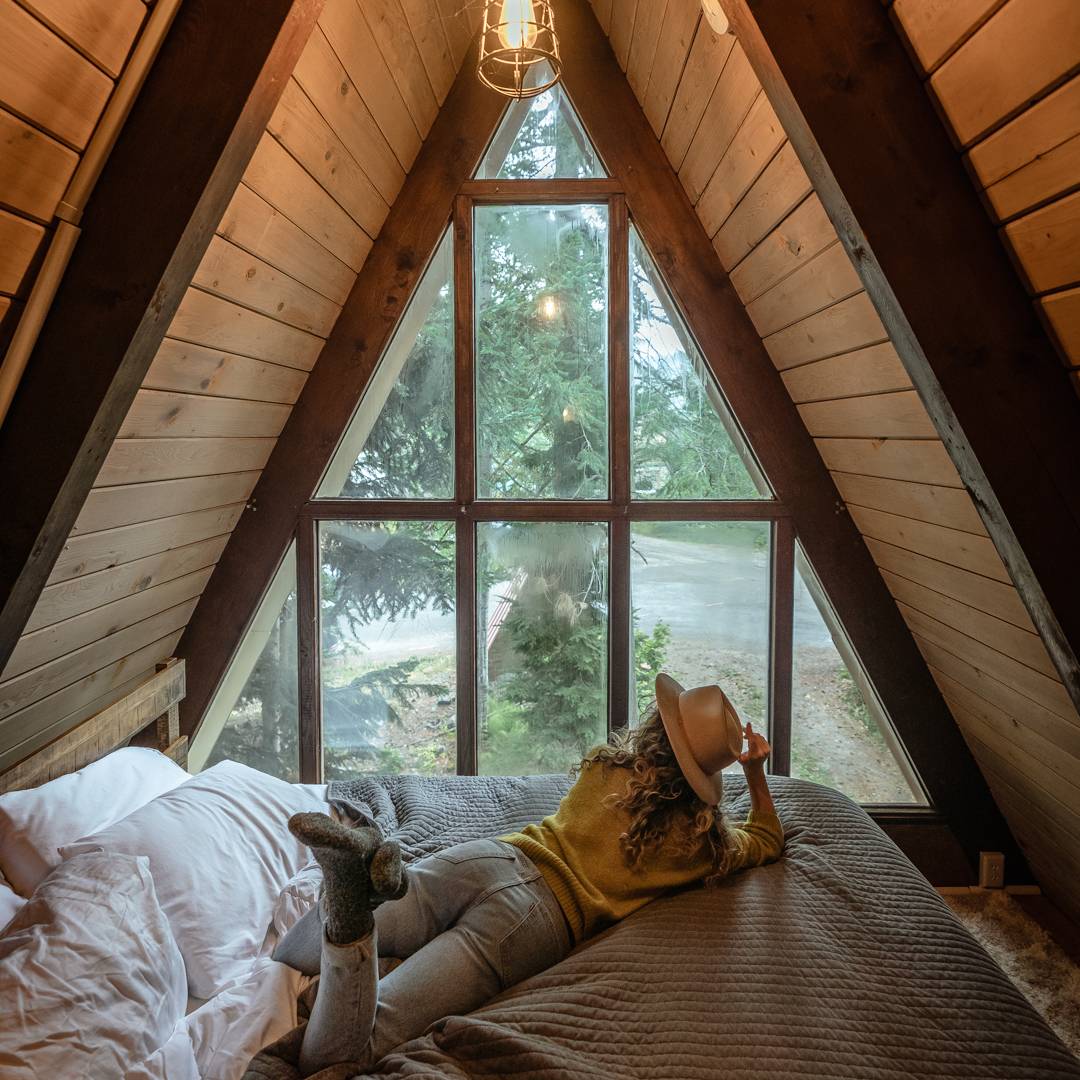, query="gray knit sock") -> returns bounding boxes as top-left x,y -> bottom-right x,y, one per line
288,812 -> 407,945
